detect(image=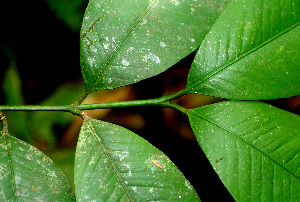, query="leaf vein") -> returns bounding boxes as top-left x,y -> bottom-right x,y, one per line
85,119 -> 134,201
187,22 -> 300,93
85,0 -> 158,92
4,135 -> 18,201
189,111 -> 300,180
